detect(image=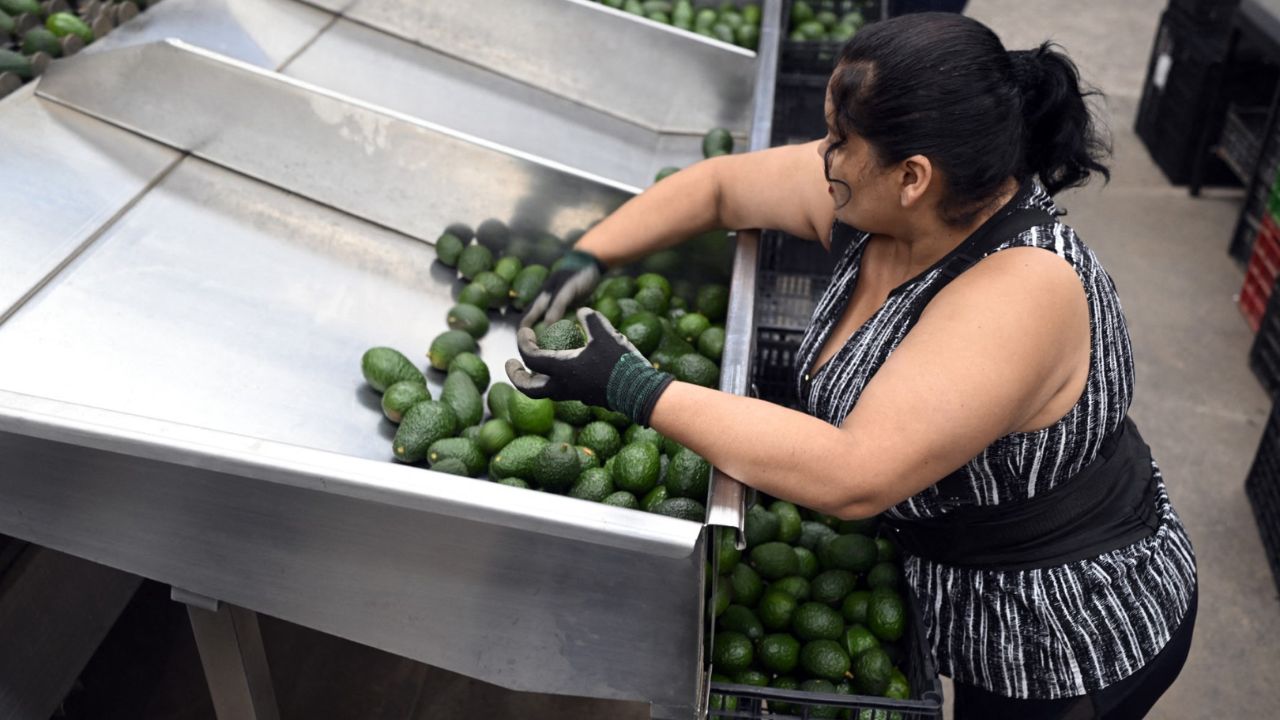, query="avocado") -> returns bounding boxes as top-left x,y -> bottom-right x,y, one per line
457,244 -> 494,281
665,447 -> 711,500
750,541 -> 801,580
543,419 -> 576,446
697,326 -> 726,362
569,467 -> 614,502
641,484 -> 669,513
591,406 -> 631,429
509,264 -> 549,310
793,599 -> 844,638
633,286 -> 668,315
851,646 -> 892,694
0,49 -> 35,80
744,504 -> 781,548
696,284 -> 730,321
611,441 -> 660,495
489,435 -> 549,479
672,353 -> 719,387
0,0 -> 41,17
392,401 -> 459,463
23,27 -> 62,57
457,282 -> 491,309
493,255 -> 523,283
429,457 -> 471,477
770,500 -> 803,543
380,381 -> 431,424
446,304 -> 489,339
472,271 -> 509,310
532,442 -> 580,492
45,12 -> 93,43
594,275 -> 637,301
654,166 -> 680,183
653,497 -> 705,521
496,477 -> 530,489
537,318 -> 586,350
601,490 -> 640,509
619,311 -> 663,355
477,419 -> 515,456
554,400 -> 593,426
509,390 -> 555,435
577,421 -> 621,460
446,352 -> 490,392
428,330 -> 478,371
718,604 -> 764,642
702,127 -> 734,158
576,445 -> 600,472
361,347 -> 425,392
487,382 -> 516,423
427,437 -> 486,476
592,296 -> 623,327
800,639 -> 851,681
440,371 -> 483,427
676,312 -> 711,342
